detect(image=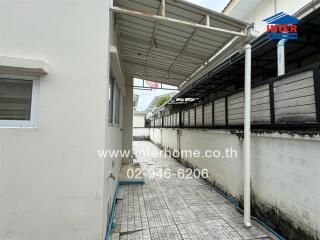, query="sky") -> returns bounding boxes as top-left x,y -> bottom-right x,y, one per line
185,0 -> 230,12
134,0 -> 230,111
